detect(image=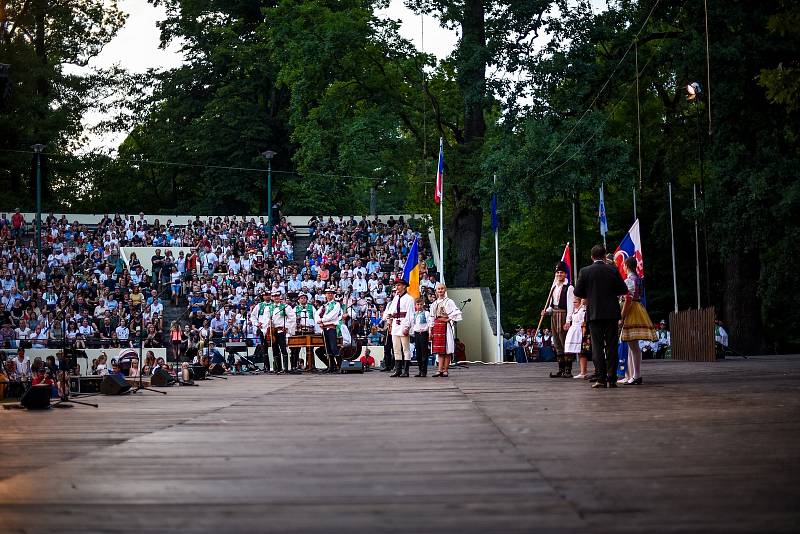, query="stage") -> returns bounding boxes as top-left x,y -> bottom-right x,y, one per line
1,356 -> 799,533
